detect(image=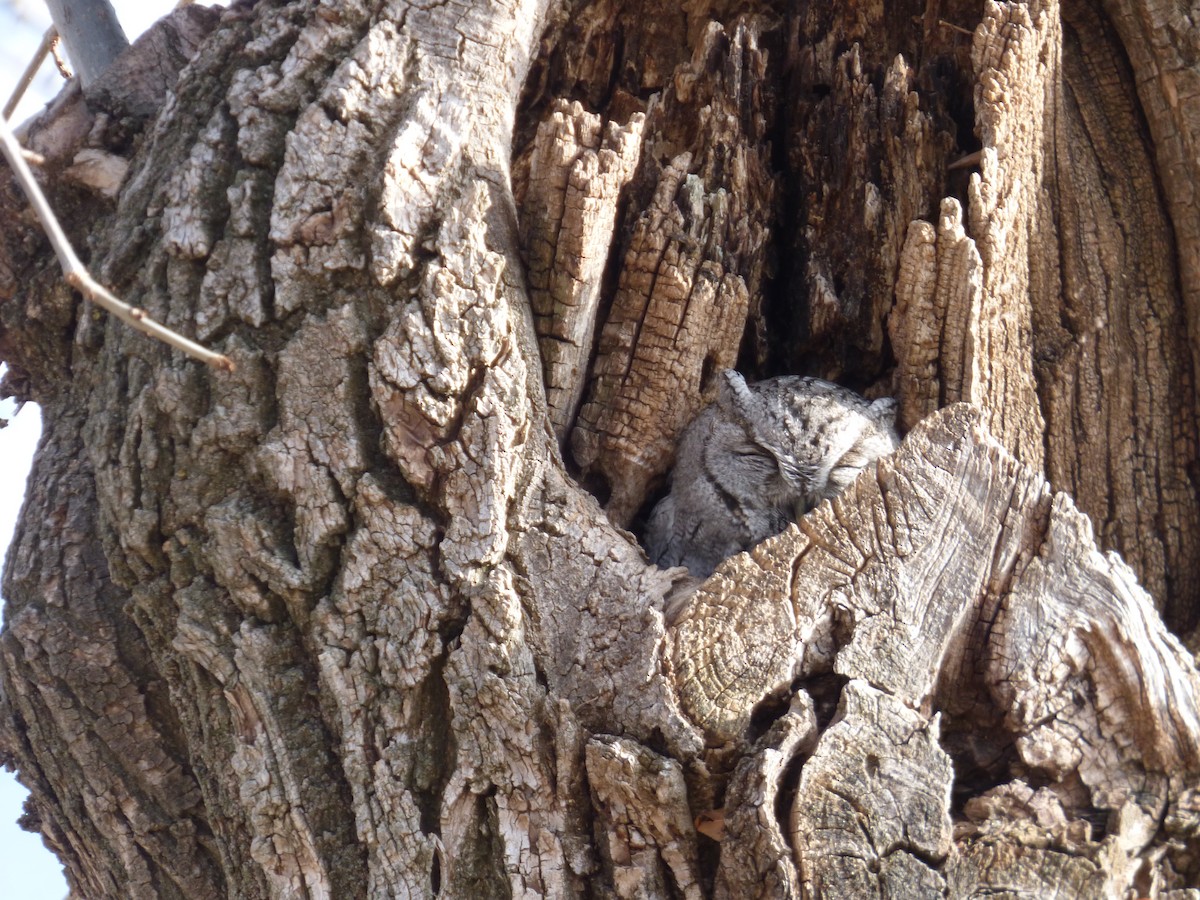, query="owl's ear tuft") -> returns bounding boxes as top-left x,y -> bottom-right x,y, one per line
716,369 -> 751,413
